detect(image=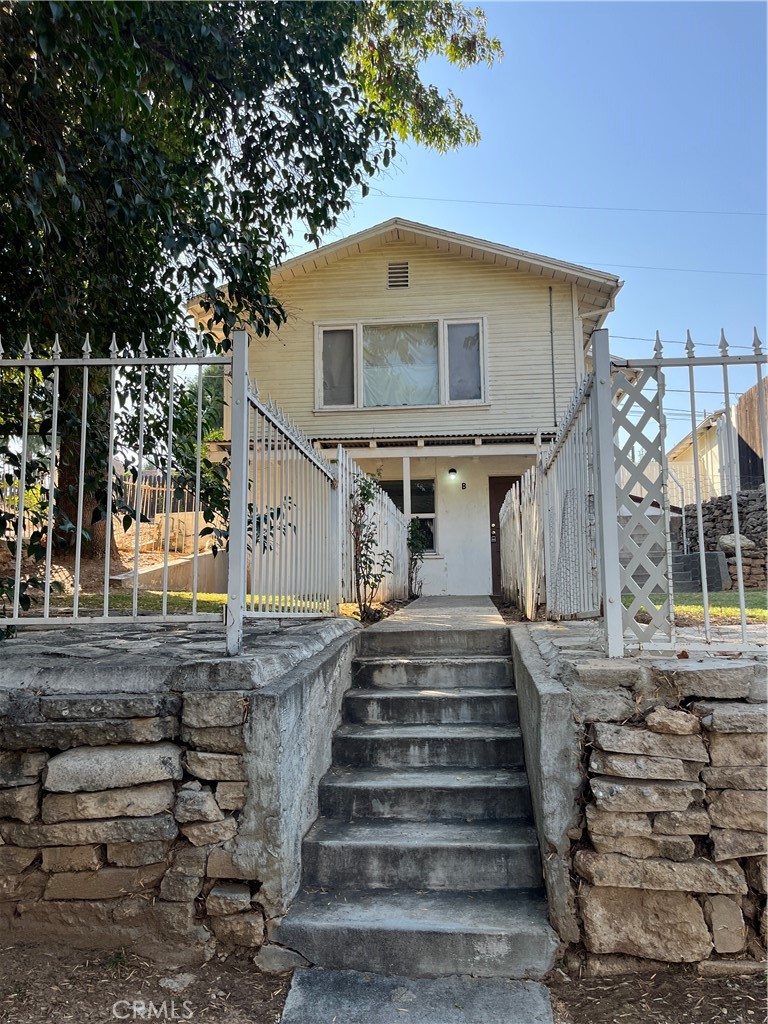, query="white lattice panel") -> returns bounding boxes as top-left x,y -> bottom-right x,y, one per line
612,366 -> 674,644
